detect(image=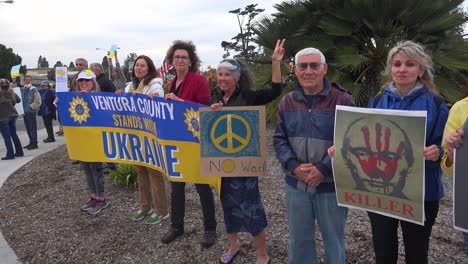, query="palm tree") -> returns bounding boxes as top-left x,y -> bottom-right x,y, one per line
255,0 -> 468,106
